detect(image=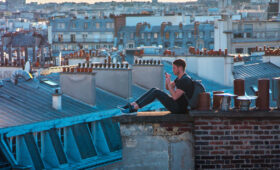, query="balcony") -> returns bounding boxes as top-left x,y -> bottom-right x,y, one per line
53,38 -> 114,43
232,30 -> 280,43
